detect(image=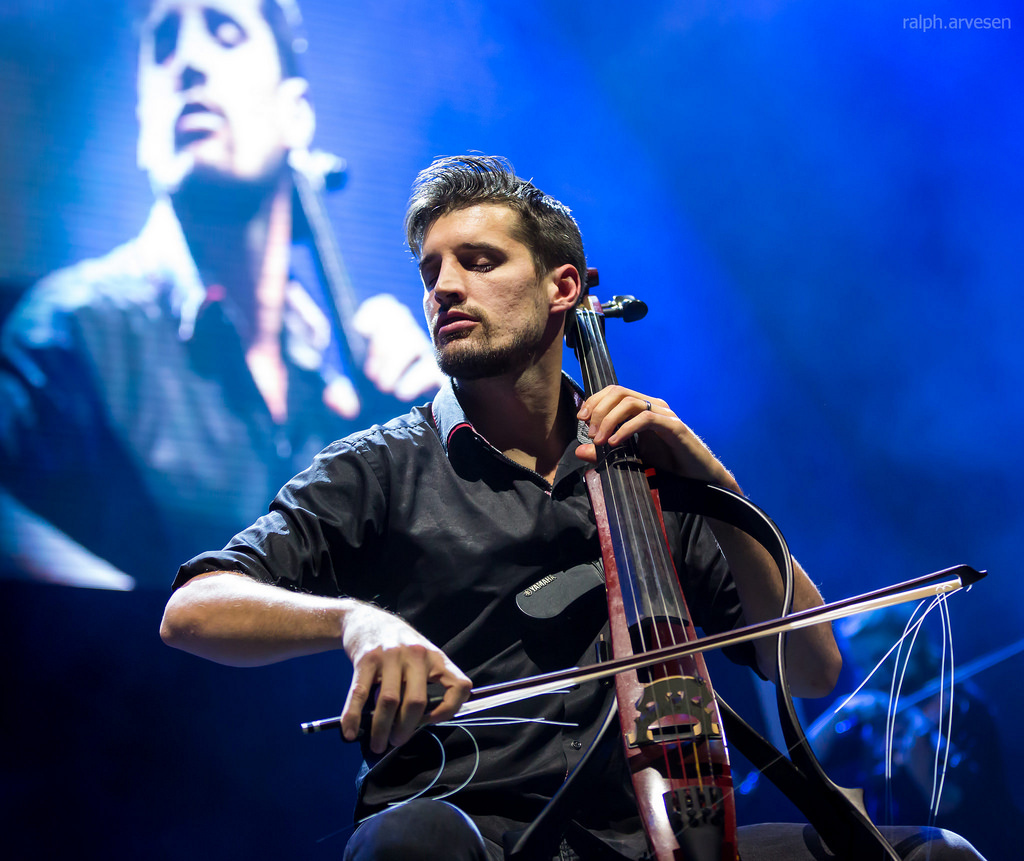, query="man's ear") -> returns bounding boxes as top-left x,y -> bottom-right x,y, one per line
279,77 -> 316,151
549,264 -> 582,314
